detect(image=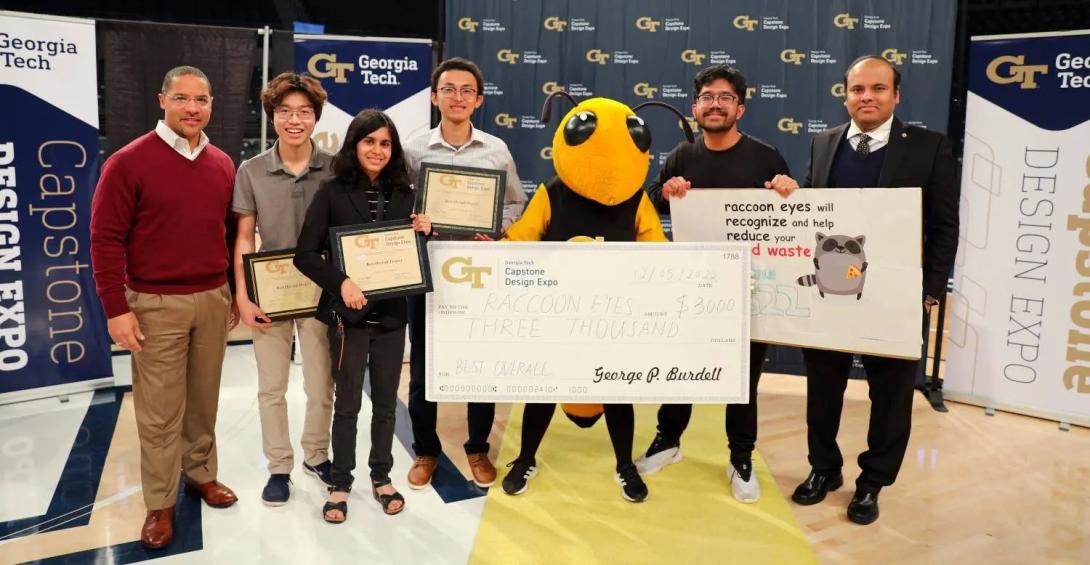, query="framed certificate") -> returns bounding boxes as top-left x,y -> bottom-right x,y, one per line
329,219 -> 433,299
417,162 -> 506,238
242,249 -> 322,321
